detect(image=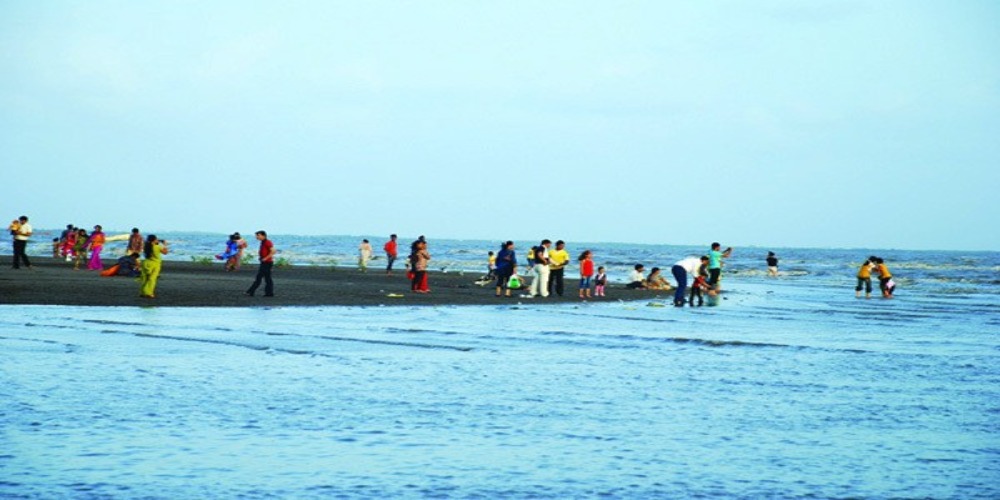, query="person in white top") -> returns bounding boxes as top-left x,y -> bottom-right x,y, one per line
528,239 -> 552,297
358,239 -> 373,272
671,256 -> 708,307
11,215 -> 32,269
626,264 -> 647,289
